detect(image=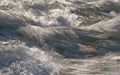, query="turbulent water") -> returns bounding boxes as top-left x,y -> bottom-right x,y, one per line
0,0 -> 120,75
